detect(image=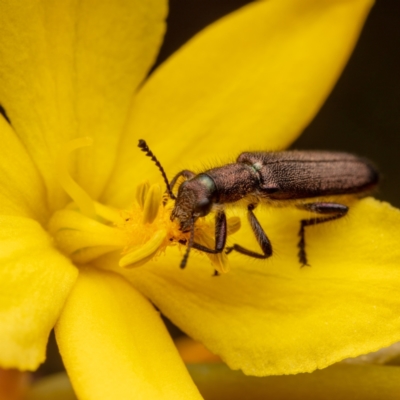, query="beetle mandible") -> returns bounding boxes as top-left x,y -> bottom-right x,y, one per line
138,140 -> 379,269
